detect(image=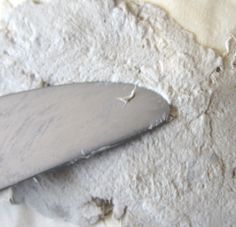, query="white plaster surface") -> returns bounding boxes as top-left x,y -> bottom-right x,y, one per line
2,0 -> 236,53
144,0 -> 236,54
0,0 -> 236,226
